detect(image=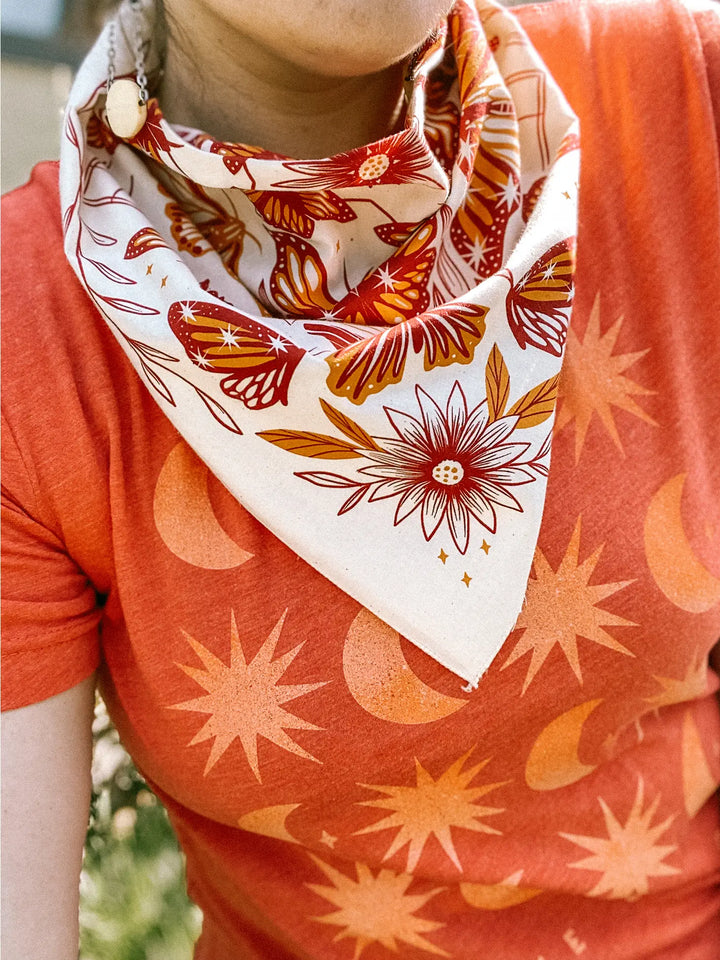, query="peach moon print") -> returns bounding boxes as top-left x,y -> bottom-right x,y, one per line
681,709 -> 717,819
342,610 -> 467,724
238,804 -> 301,844
525,699 -> 601,791
644,474 -> 720,613
460,871 -> 542,910
154,442 -> 253,569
